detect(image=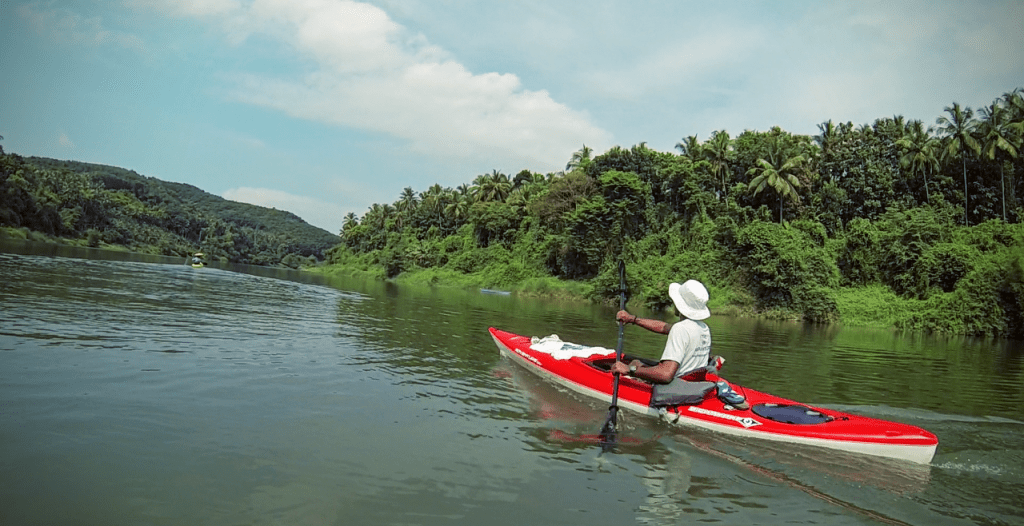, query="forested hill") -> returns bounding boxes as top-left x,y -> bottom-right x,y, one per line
0,153 -> 340,267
